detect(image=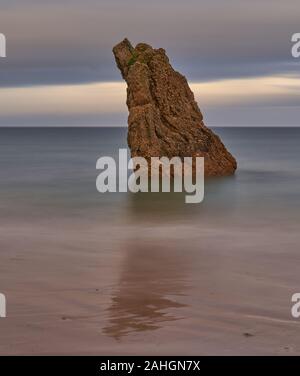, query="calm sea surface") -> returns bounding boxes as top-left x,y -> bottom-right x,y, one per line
0,127 -> 299,355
